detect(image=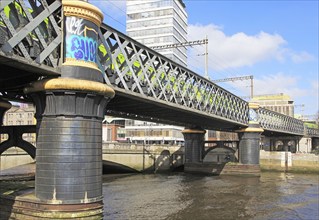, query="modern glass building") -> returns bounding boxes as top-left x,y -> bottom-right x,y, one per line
126,0 -> 188,66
